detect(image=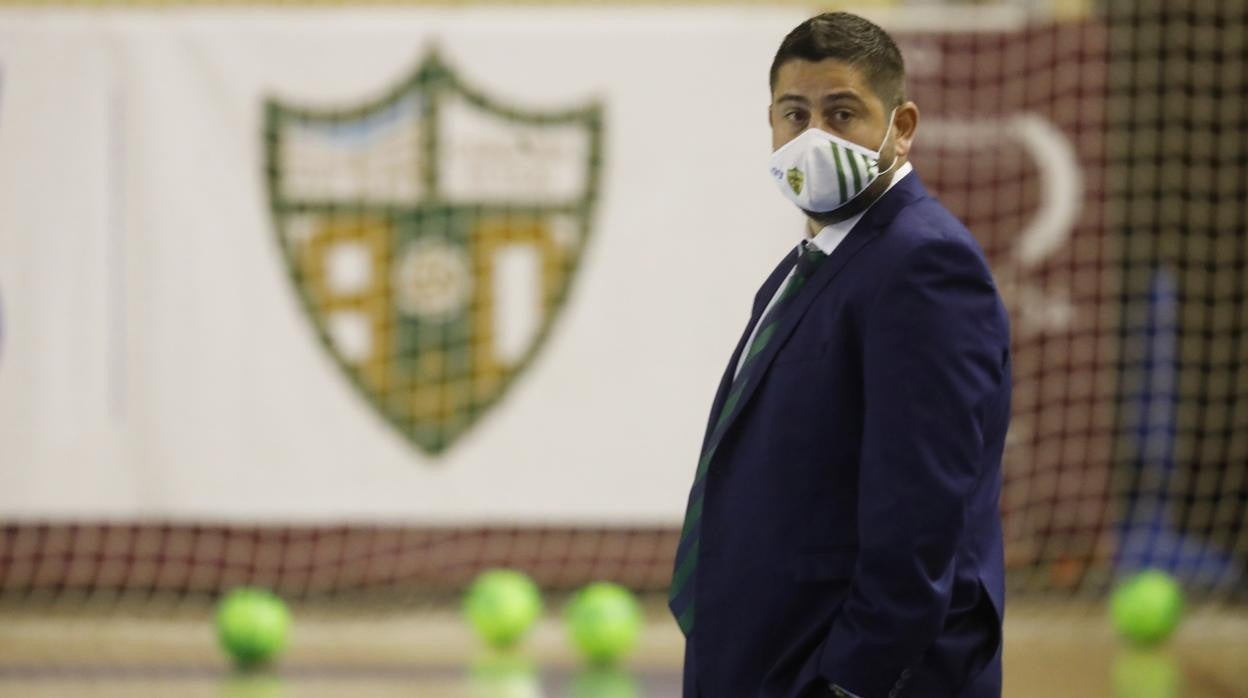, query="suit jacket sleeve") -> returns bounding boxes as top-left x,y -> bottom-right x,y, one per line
817,237 -> 1008,697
